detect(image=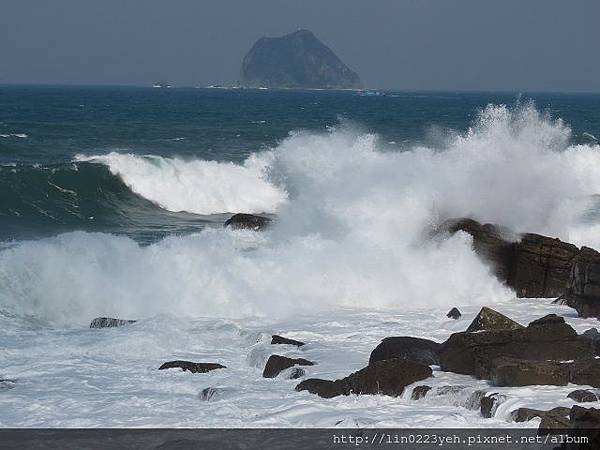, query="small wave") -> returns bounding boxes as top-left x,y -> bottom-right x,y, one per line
0,133 -> 28,139
75,152 -> 288,215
